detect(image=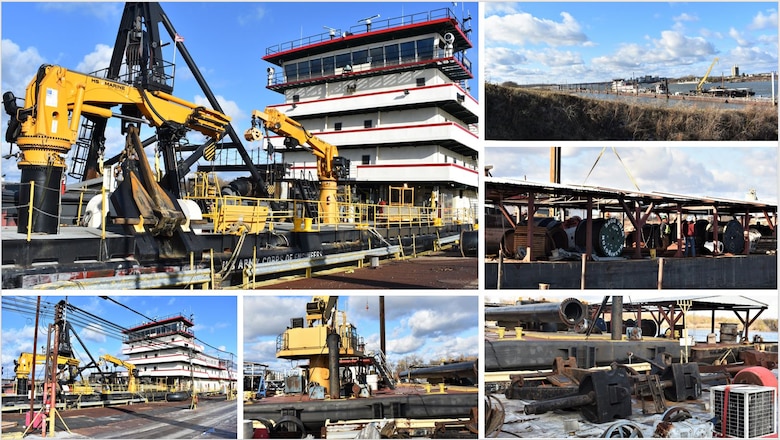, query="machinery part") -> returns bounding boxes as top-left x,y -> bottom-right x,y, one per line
660,363 -> 701,402
733,366 -> 778,388
272,415 -> 307,438
4,64 -> 229,234
245,107 -> 348,224
485,298 -> 587,328
575,218 -> 625,257
327,331 -> 340,399
460,229 -> 478,257
721,219 -> 745,254
600,421 -> 644,438
524,368 -> 632,424
660,406 -> 691,422
398,361 -> 477,385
